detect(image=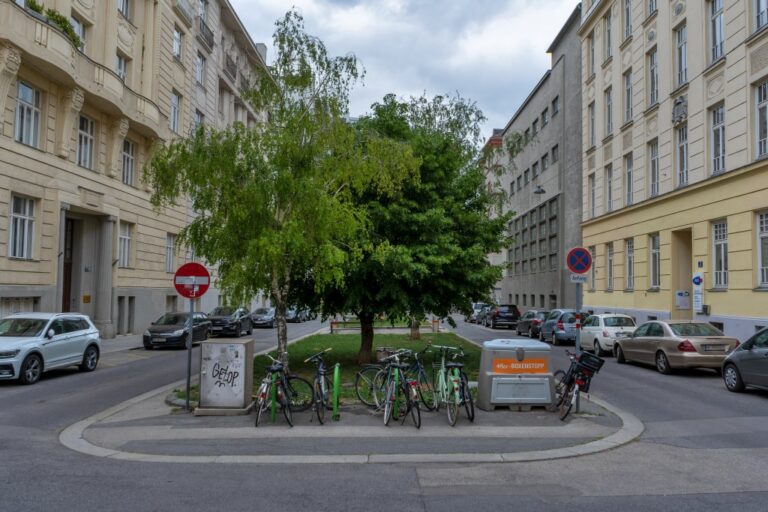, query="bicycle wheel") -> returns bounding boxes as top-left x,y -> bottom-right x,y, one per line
279,380 -> 294,427
321,375 -> 333,410
314,379 -> 325,425
559,381 -> 576,421
406,382 -> 421,429
553,370 -> 567,402
354,365 -> 382,408
254,384 -> 268,427
460,372 -> 475,423
446,382 -> 459,426
417,367 -> 438,411
285,375 -> 313,412
383,379 -> 395,426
